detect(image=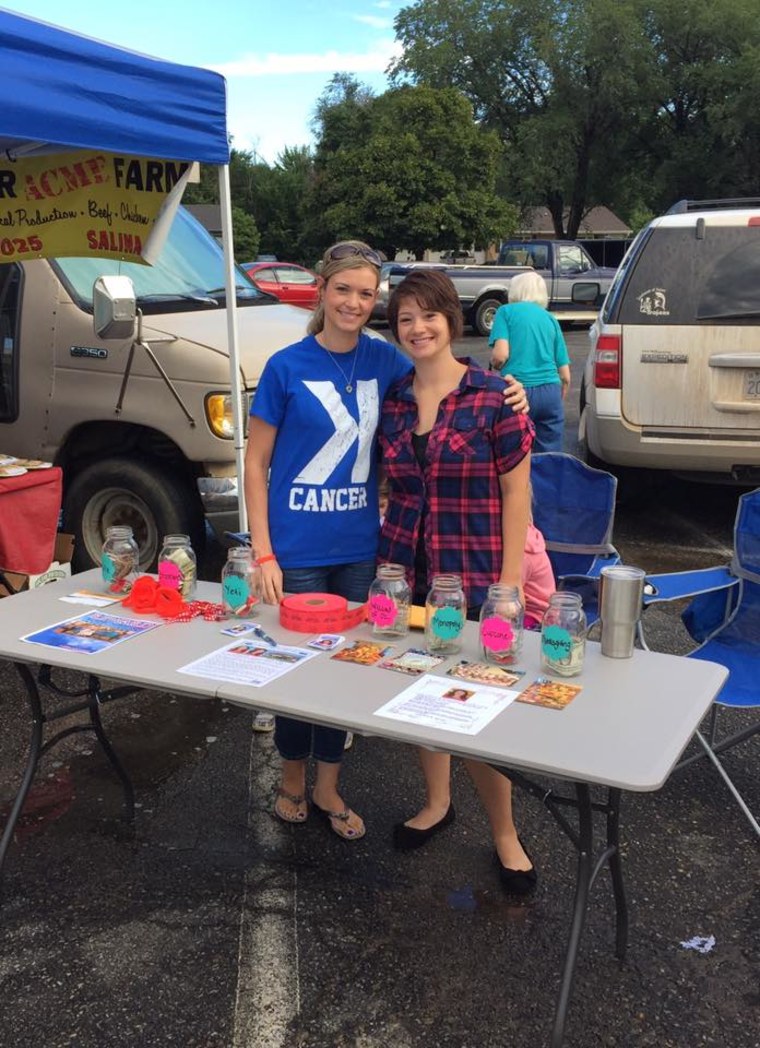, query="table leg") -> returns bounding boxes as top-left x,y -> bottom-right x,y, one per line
606,788 -> 628,959
551,783 -> 593,1048
1,664 -> 137,886
87,675 -> 135,820
493,768 -> 629,1047
0,664 -> 44,882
